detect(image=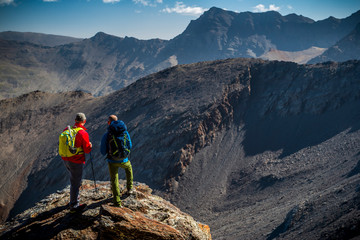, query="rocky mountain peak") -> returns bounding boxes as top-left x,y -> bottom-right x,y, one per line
183,7 -> 234,34
200,7 -> 236,19
0,180 -> 211,240
283,13 -> 315,23
92,31 -> 111,39
89,32 -> 122,45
